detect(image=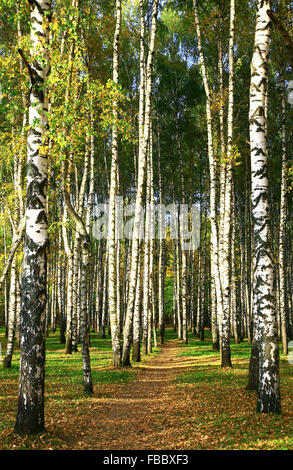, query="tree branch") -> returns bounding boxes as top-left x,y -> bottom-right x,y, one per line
268,10 -> 293,69
0,217 -> 26,289
62,188 -> 88,241
18,48 -> 33,77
